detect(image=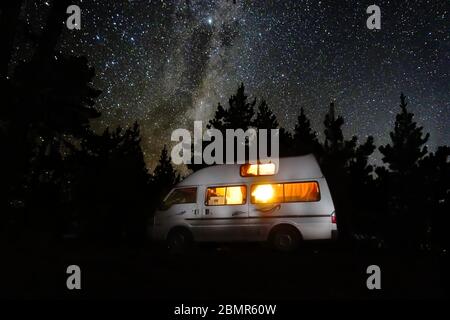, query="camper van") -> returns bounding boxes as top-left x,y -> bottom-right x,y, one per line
151,155 -> 338,252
